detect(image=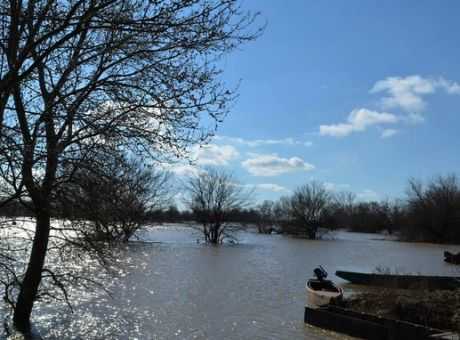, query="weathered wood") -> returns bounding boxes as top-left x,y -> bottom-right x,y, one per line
304,305 -> 450,340
429,332 -> 460,339
305,306 -> 387,339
